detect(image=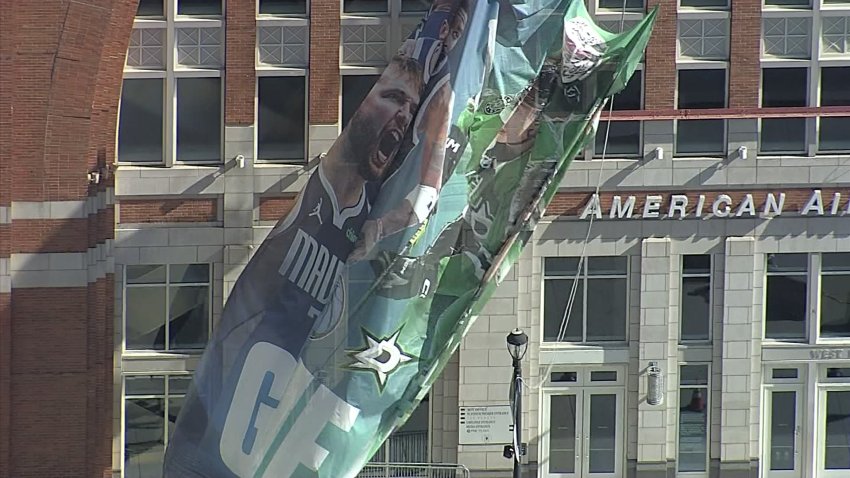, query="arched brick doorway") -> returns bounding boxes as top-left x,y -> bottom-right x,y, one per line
0,1 -> 139,476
